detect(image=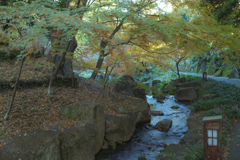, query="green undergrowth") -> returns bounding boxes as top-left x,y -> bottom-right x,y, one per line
184,75 -> 240,158
184,144 -> 204,160
158,74 -> 239,159
185,75 -> 240,122
191,79 -> 240,117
